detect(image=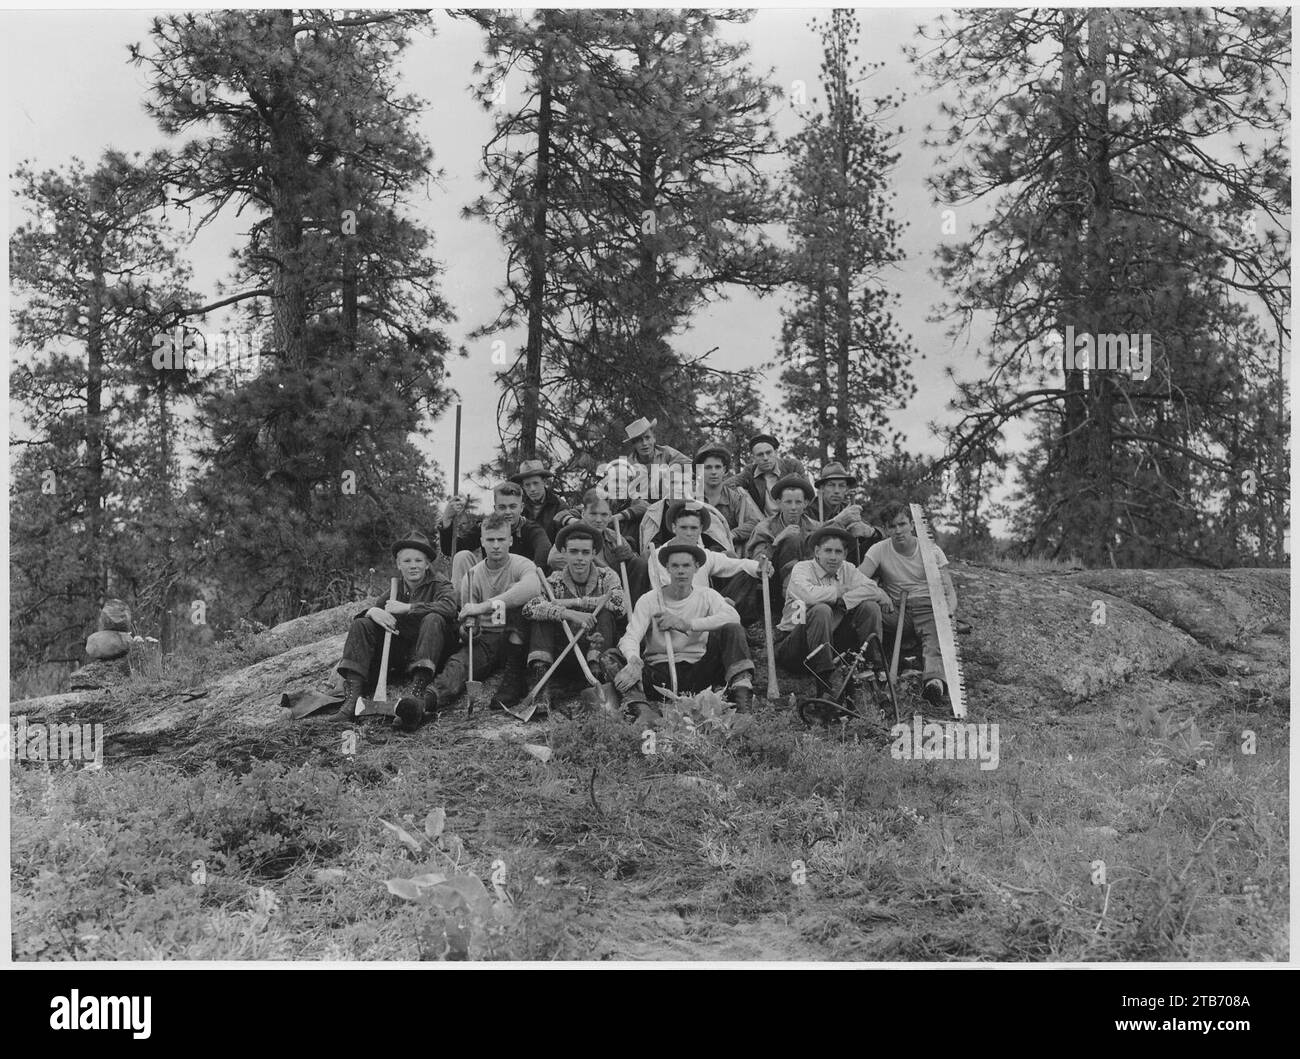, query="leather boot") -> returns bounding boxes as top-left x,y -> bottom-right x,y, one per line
328,674 -> 364,723
728,683 -> 753,713
526,660 -> 551,716
395,669 -> 433,733
489,642 -> 529,711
